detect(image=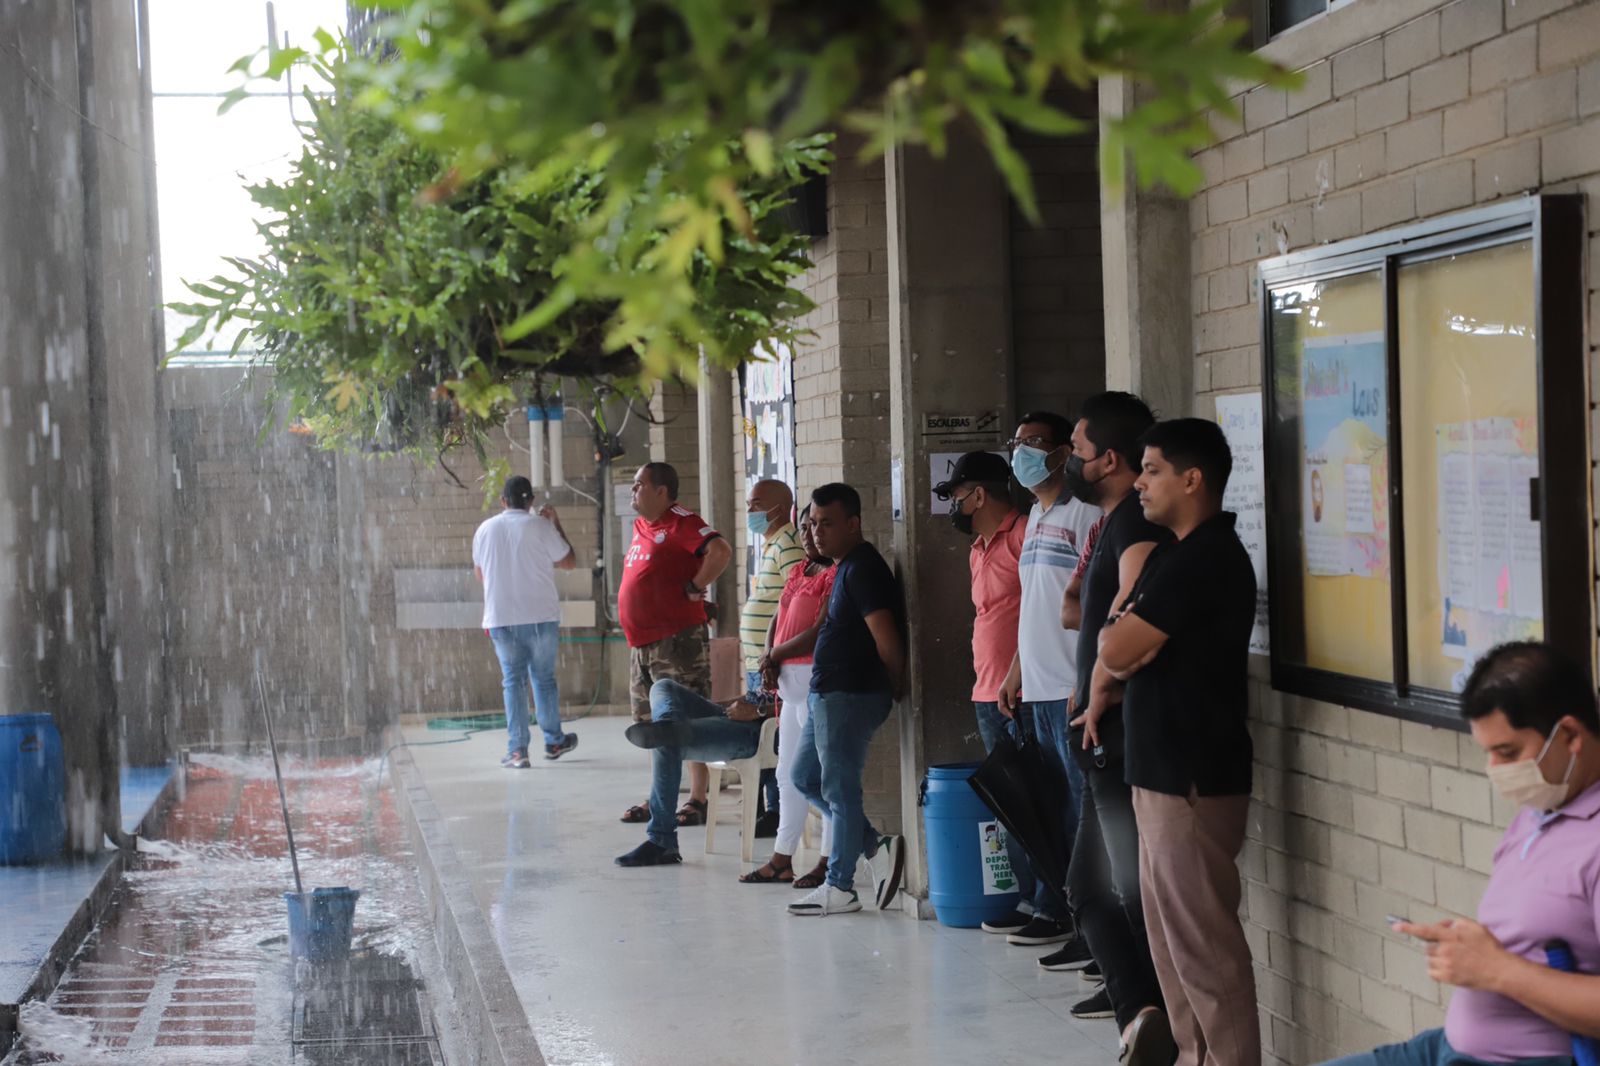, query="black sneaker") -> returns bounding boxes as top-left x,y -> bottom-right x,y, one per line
1070,987 -> 1115,1019
1082,960 -> 1104,985
503,749 -> 531,769
544,733 -> 579,760
865,834 -> 906,910
1038,937 -> 1094,971
1121,1008 -> 1176,1066
1006,916 -> 1074,946
624,720 -> 692,749
614,840 -> 683,867
753,810 -> 779,838
980,909 -> 1031,934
